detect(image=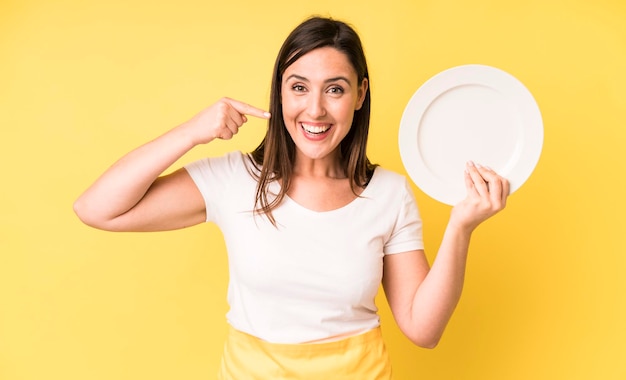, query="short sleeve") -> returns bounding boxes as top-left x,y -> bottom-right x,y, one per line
383,178 -> 424,254
184,151 -> 243,223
